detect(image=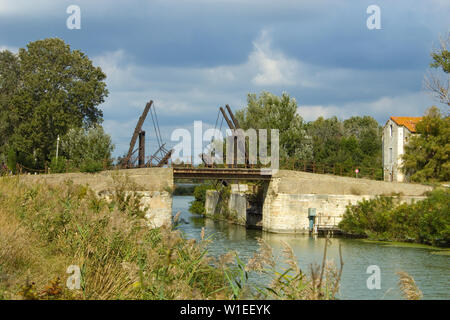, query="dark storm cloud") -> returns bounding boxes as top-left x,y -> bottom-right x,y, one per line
1,0 -> 449,156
